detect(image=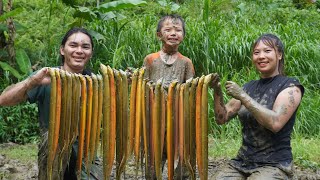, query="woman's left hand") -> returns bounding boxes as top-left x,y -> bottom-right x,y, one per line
225,81 -> 244,100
